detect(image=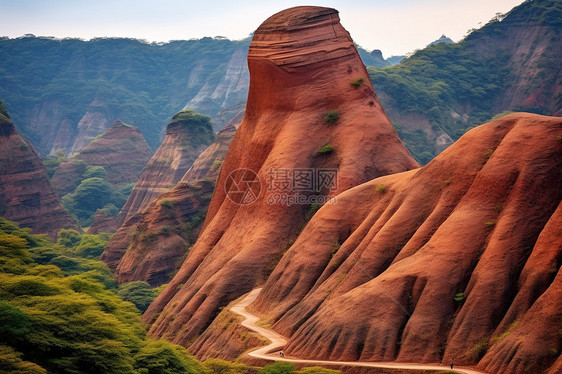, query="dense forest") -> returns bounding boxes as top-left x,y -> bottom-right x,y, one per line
0,217 -> 343,374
